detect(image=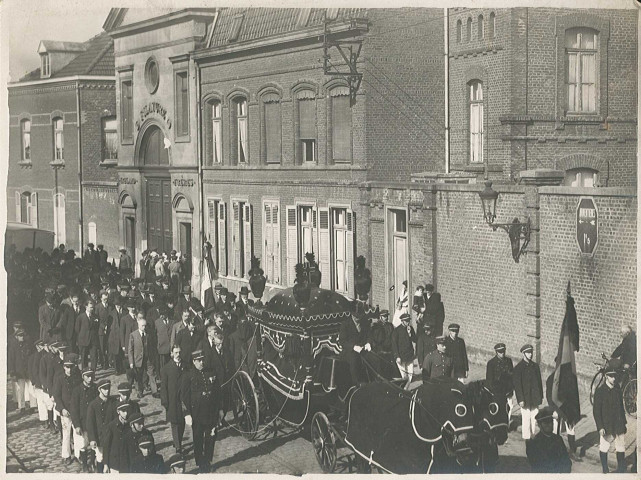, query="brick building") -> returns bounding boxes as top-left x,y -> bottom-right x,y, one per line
7,32 -> 119,257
